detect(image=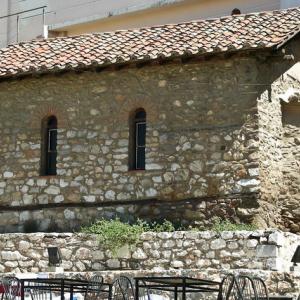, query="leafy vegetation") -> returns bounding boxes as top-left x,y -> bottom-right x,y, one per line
81,218 -> 143,254
80,218 -> 175,254
211,217 -> 257,232
81,217 -> 256,254
139,219 -> 175,233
